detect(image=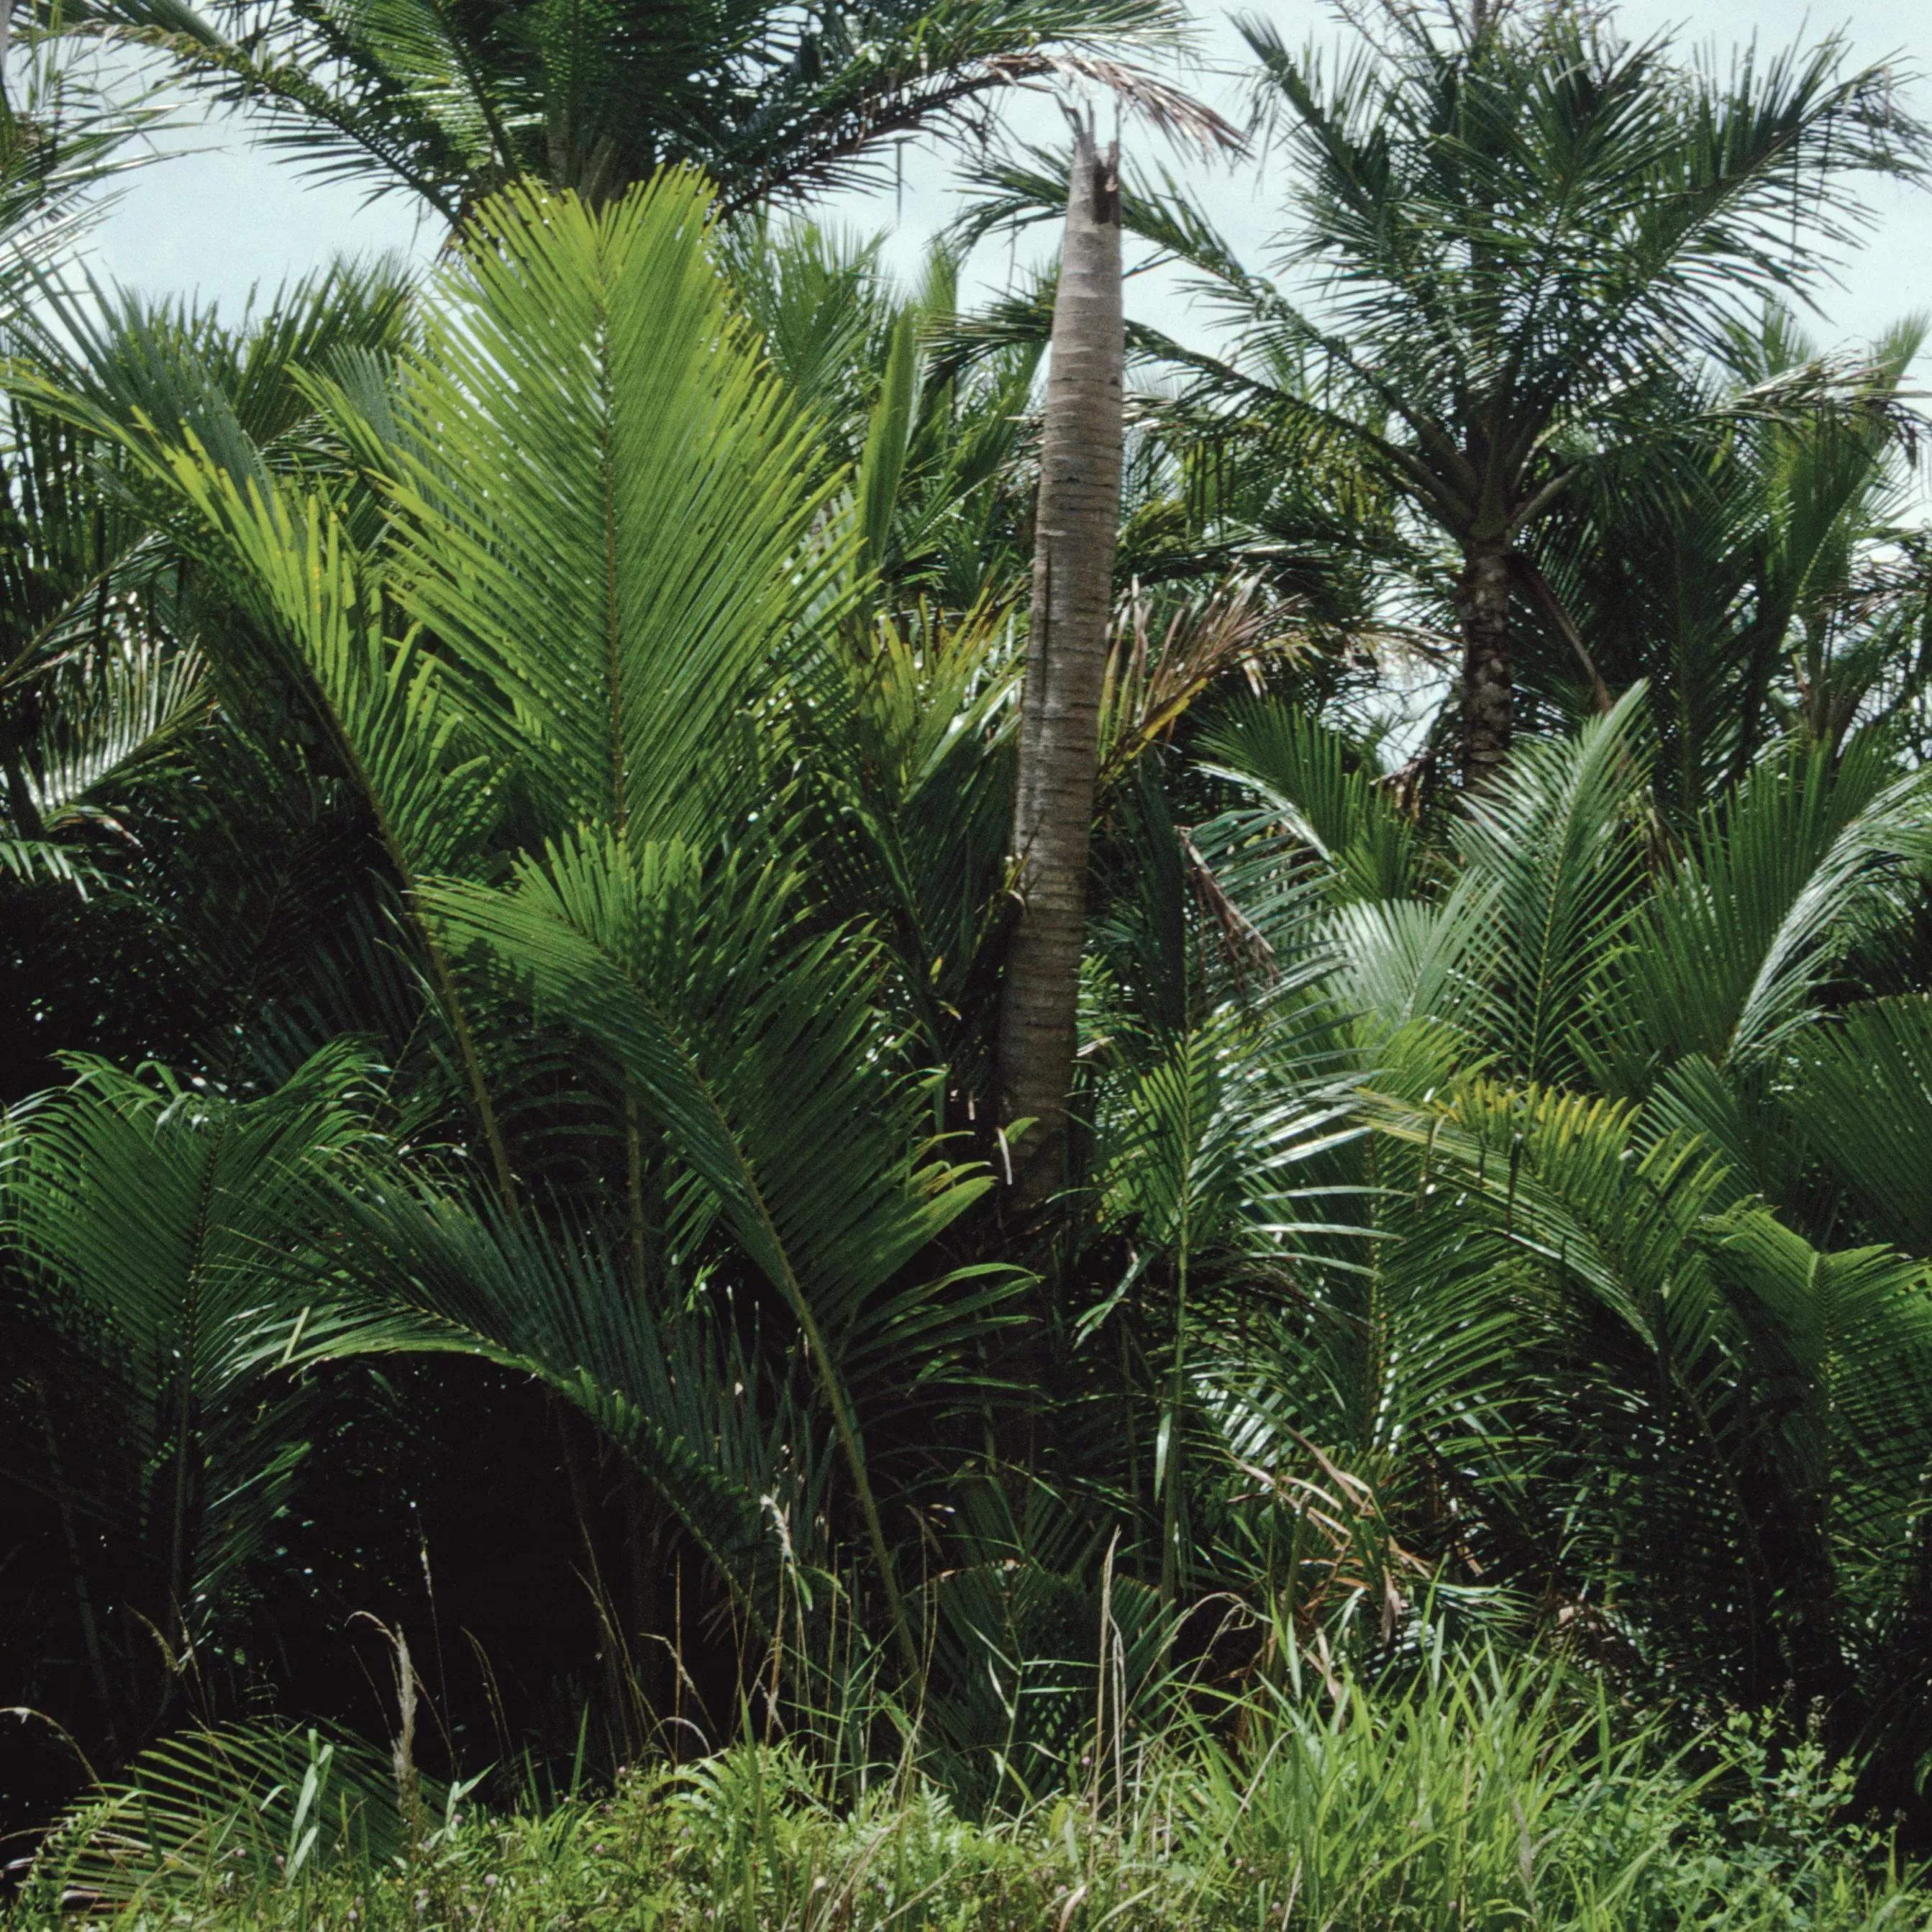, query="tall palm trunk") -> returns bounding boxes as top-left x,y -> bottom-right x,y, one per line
996,122 -> 1124,1206
1457,537 -> 1513,788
